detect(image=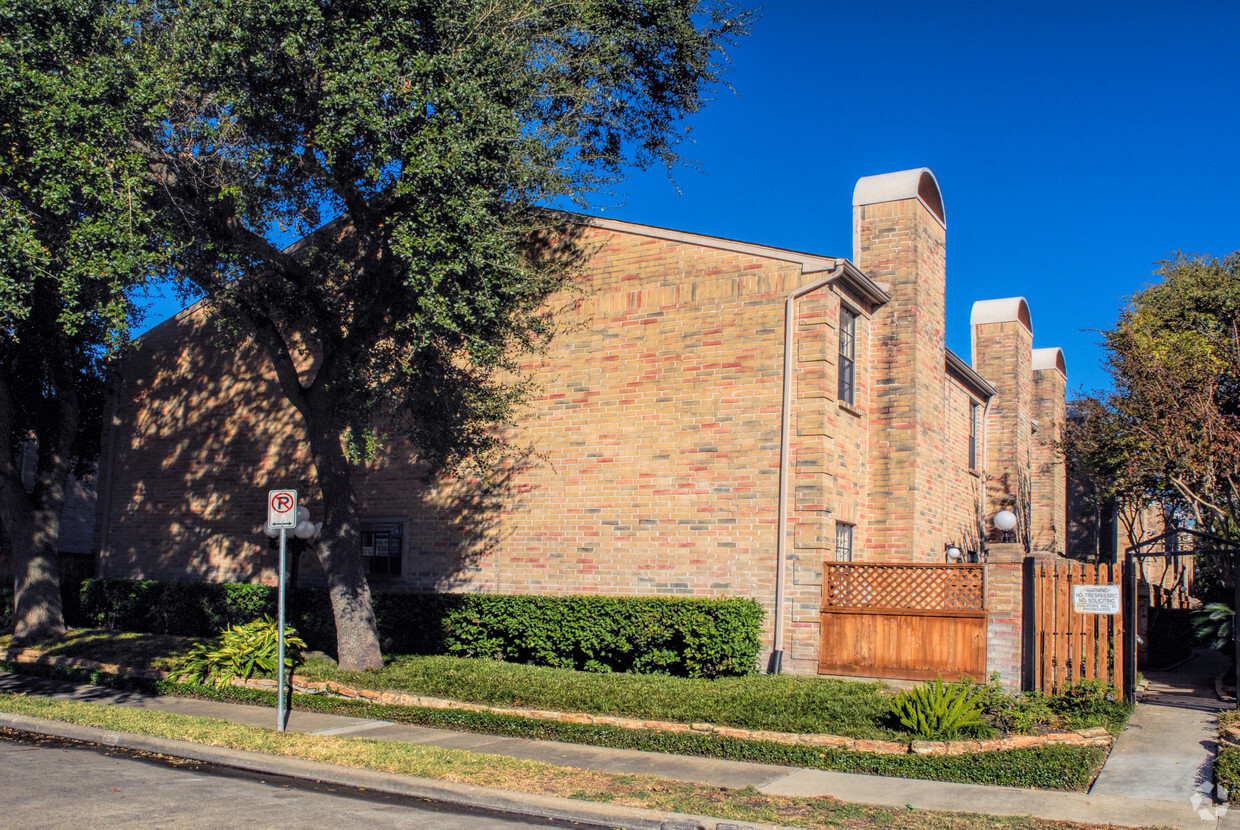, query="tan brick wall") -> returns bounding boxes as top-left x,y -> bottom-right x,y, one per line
972,320 -> 1033,541
1031,367 -> 1067,553
98,224 -> 883,671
